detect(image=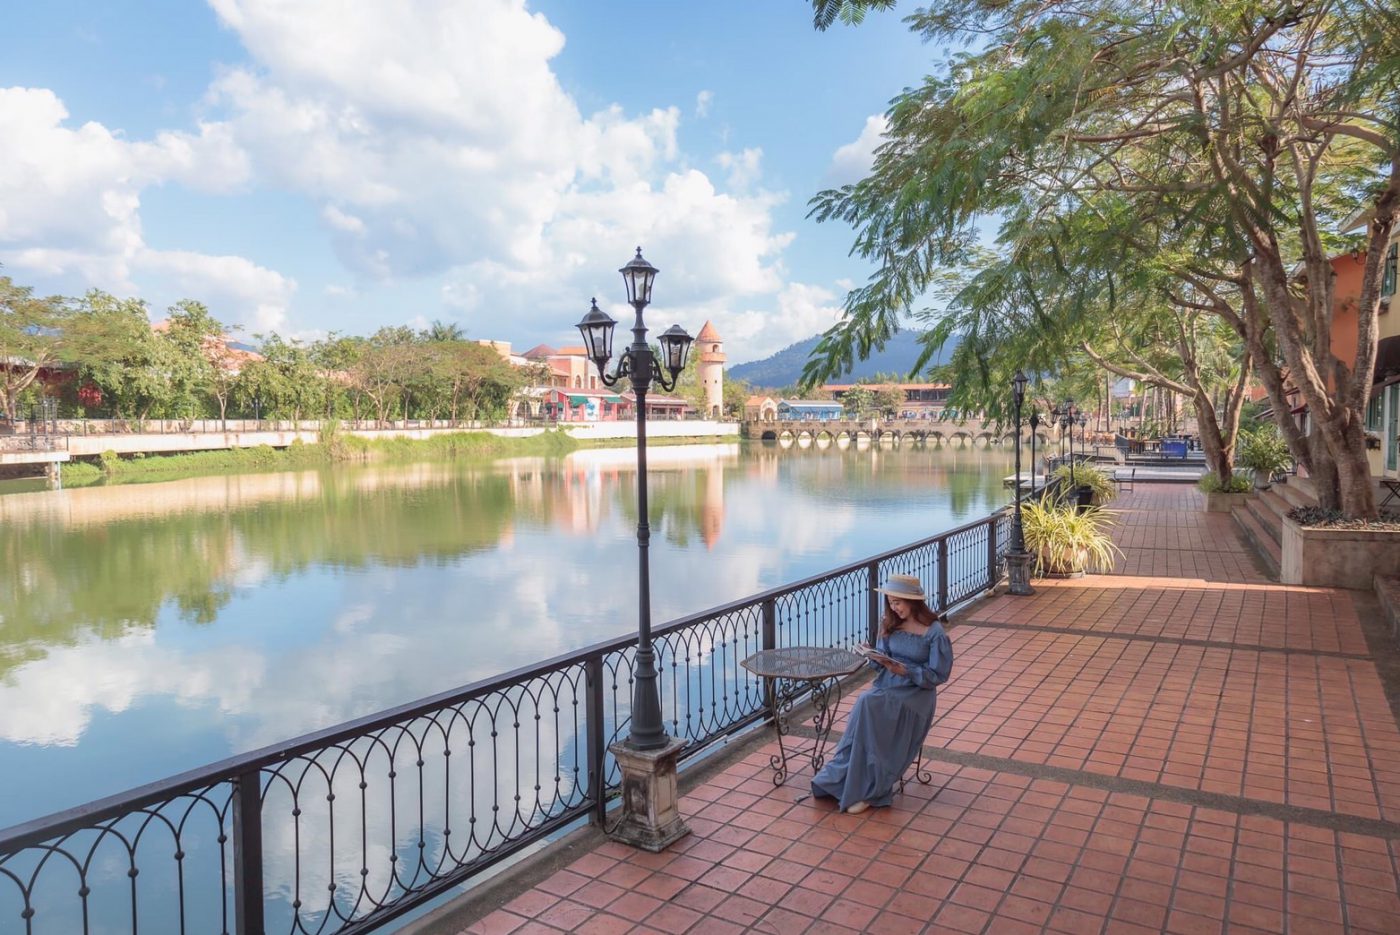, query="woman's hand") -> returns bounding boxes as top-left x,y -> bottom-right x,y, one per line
880,656 -> 908,677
